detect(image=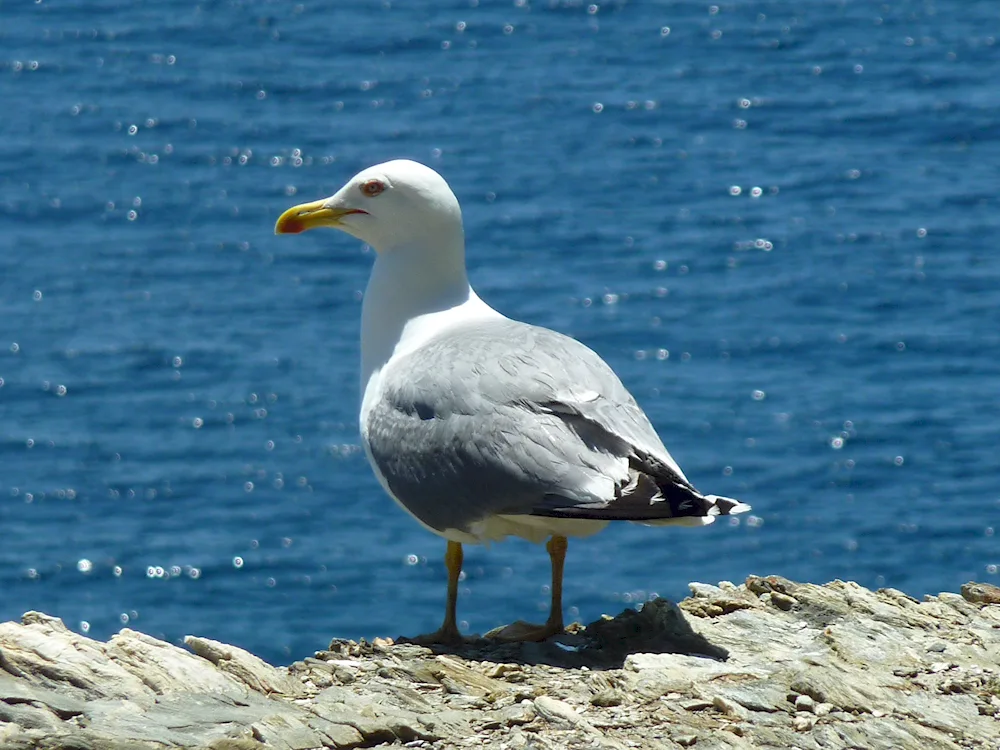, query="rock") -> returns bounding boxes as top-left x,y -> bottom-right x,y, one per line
684,581 -> 762,619
793,714 -> 816,732
0,613 -> 155,702
770,592 -> 798,611
794,694 -> 816,712
533,695 -> 589,729
590,689 -> 624,707
712,695 -> 750,720
680,699 -> 714,711
428,654 -> 511,698
185,635 -> 307,697
497,700 -> 535,726
625,651 -> 760,696
1,578 -> 998,749
711,682 -> 788,714
961,582 -> 1000,605
312,719 -> 364,749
